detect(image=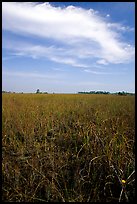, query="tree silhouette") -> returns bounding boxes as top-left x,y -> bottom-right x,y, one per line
36,89 -> 40,94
